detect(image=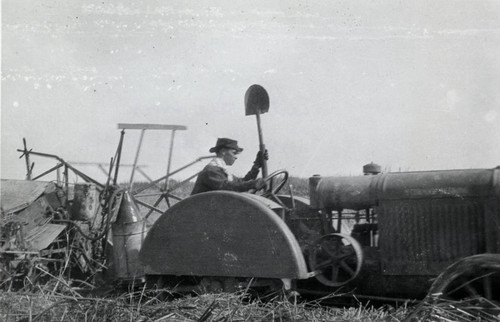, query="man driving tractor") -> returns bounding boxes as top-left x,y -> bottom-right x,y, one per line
191,138 -> 267,195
